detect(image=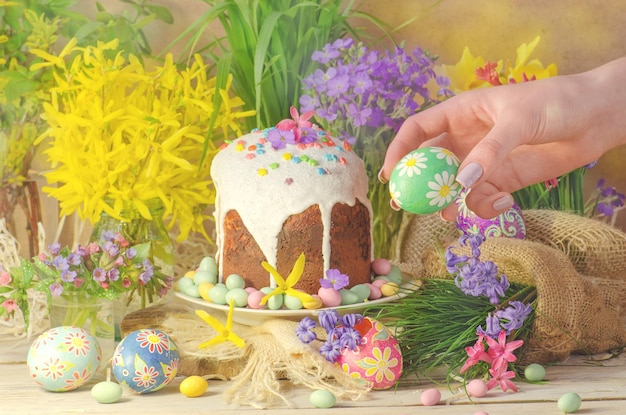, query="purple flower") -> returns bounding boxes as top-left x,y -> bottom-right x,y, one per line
317,309 -> 339,333
49,282 -> 63,296
60,269 -> 77,283
125,247 -> 137,259
477,314 -> 501,338
320,269 -> 349,290
51,255 -> 69,271
67,252 -> 82,266
267,128 -> 296,150
340,313 -> 363,329
107,268 -> 120,282
319,337 -> 342,362
296,317 -> 318,343
93,267 -> 107,282
445,246 -> 469,274
338,327 -> 362,351
48,242 -> 61,256
104,240 -> 119,256
496,301 -> 533,333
